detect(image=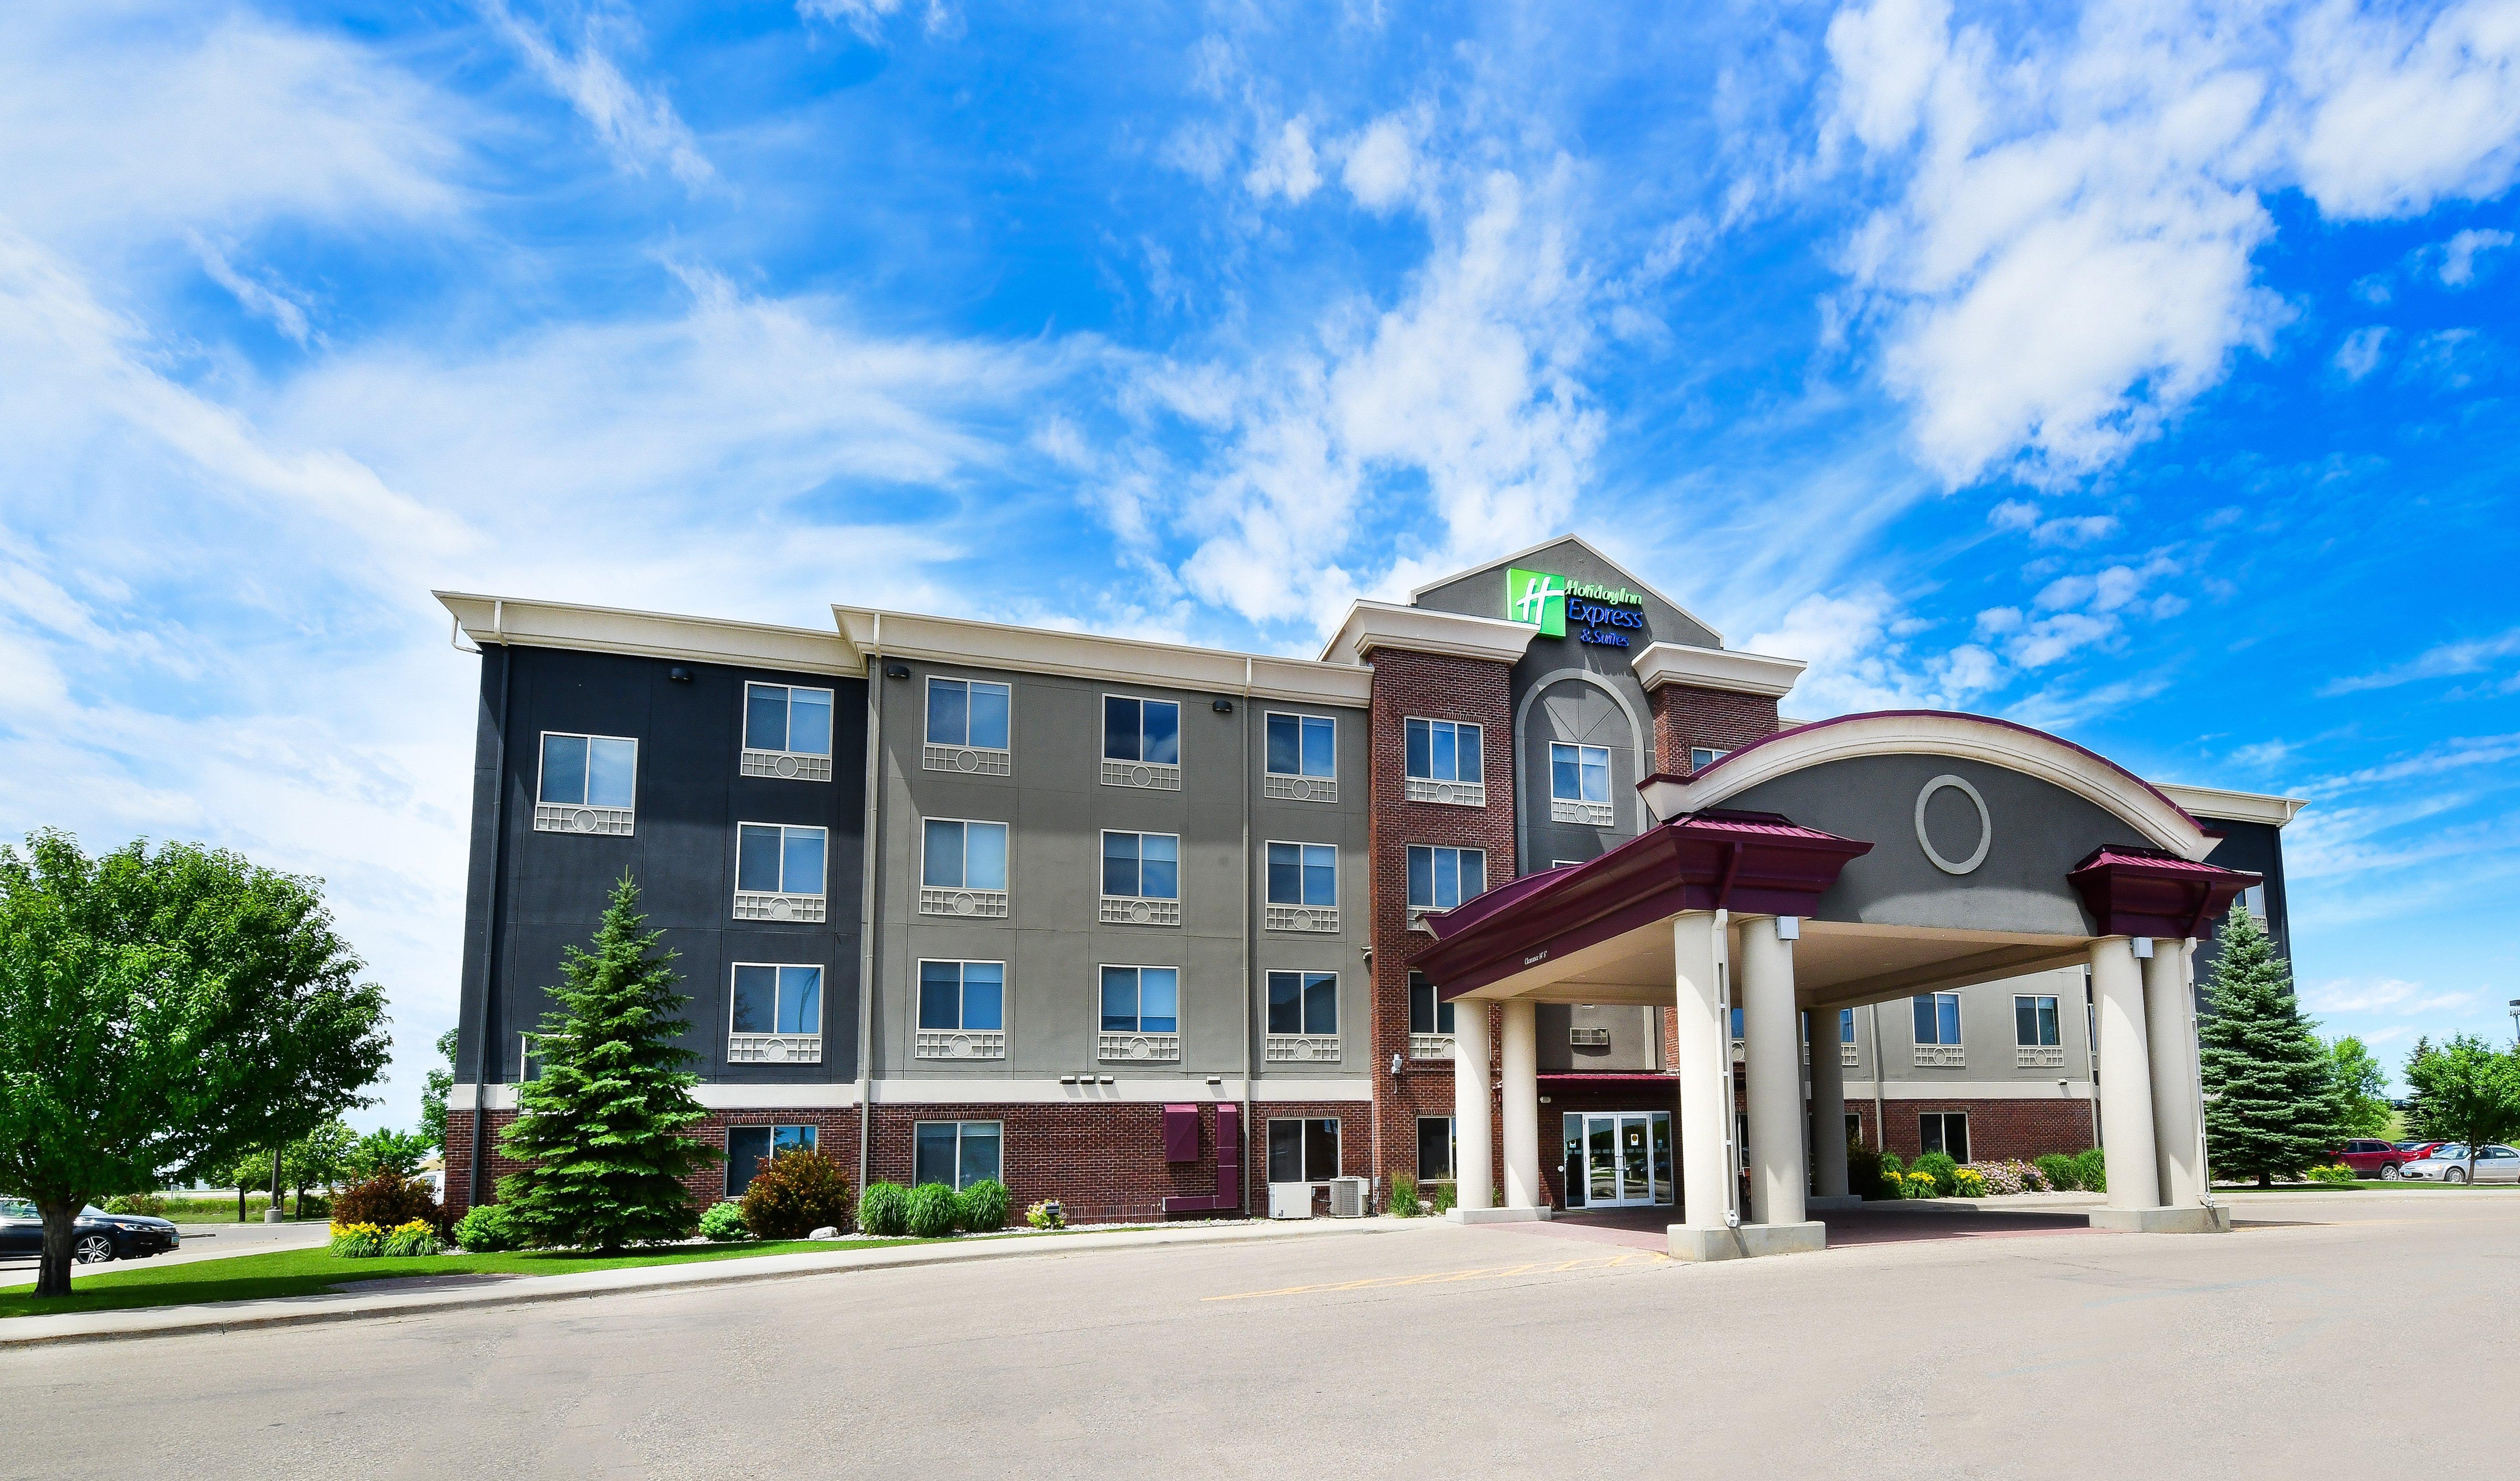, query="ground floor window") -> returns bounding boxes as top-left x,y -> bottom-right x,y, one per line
726,1124 -> 816,1197
1417,1115 -> 1453,1179
1845,1113 -> 1863,1146
1267,1118 -> 1340,1183
914,1120 -> 1002,1190
1918,1111 -> 1970,1162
